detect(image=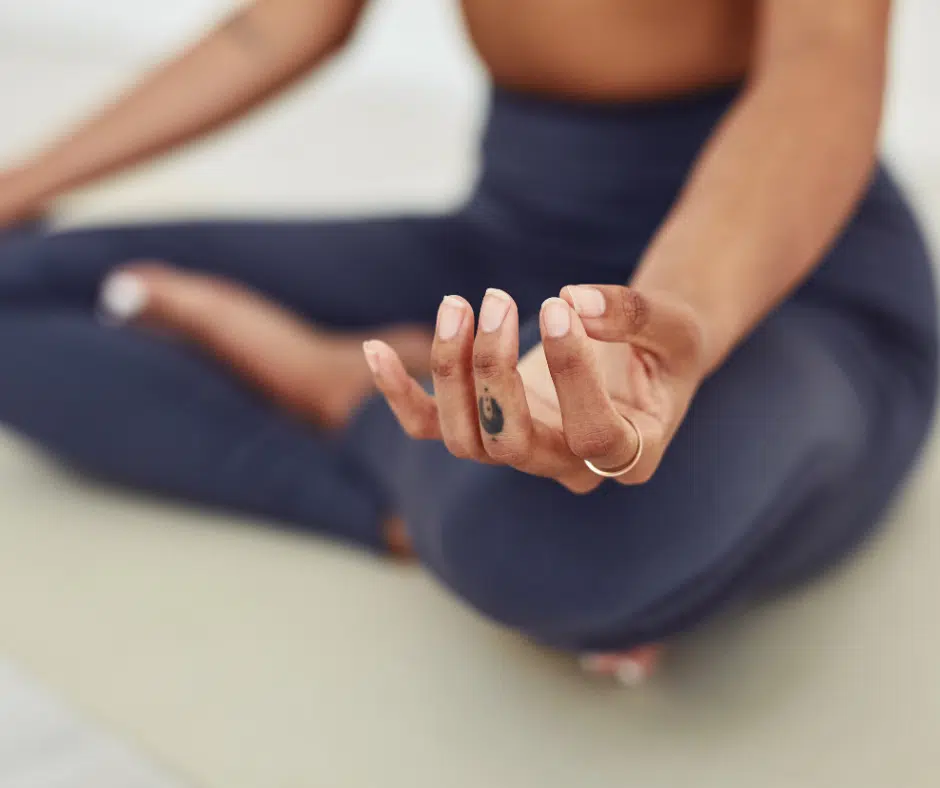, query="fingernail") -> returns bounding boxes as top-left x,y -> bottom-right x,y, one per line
362,340 -> 382,376
542,298 -> 571,338
437,296 -> 465,340
479,288 -> 511,333
615,659 -> 648,687
99,272 -> 147,322
567,286 -> 606,318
